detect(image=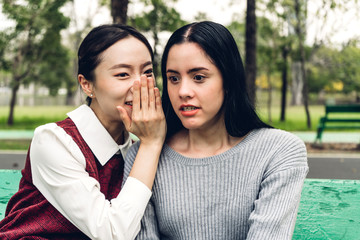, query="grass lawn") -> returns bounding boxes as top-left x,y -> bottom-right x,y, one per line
0,106 -> 74,130
257,105 -> 325,131
0,104 -> 358,150
0,104 -> 325,131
